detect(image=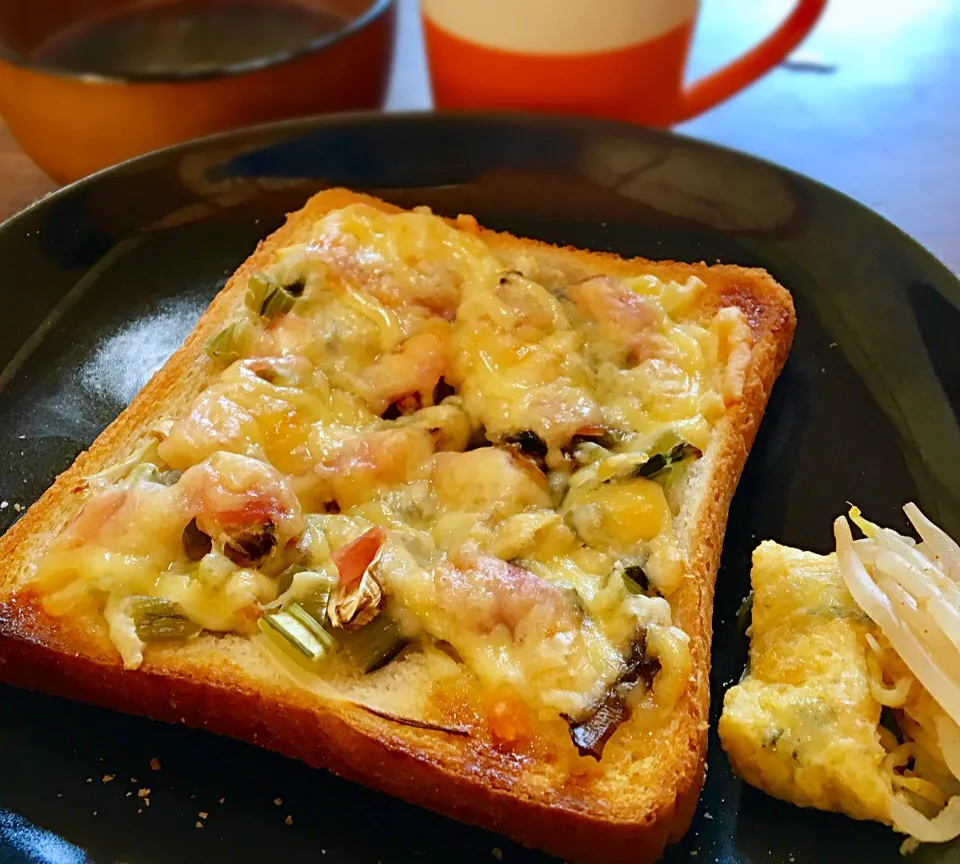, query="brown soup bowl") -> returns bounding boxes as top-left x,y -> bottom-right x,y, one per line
0,0 -> 396,184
